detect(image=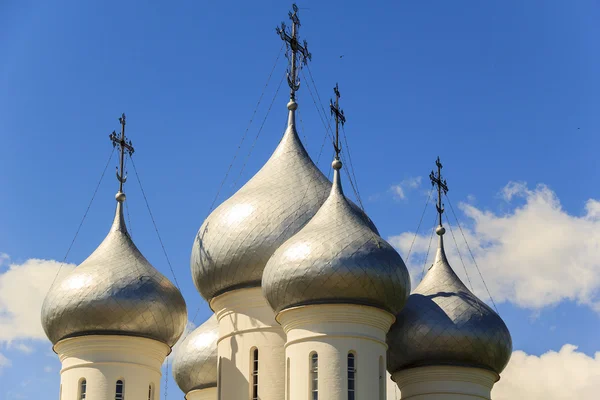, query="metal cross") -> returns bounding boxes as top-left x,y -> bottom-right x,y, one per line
429,156 -> 449,227
329,83 -> 346,159
276,3 -> 312,100
109,113 -> 135,193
